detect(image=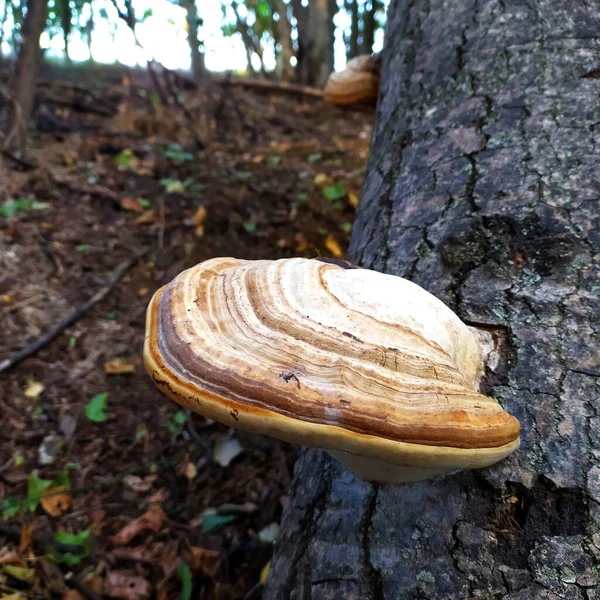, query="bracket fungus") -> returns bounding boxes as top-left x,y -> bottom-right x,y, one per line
144,257 -> 520,484
323,54 -> 381,106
